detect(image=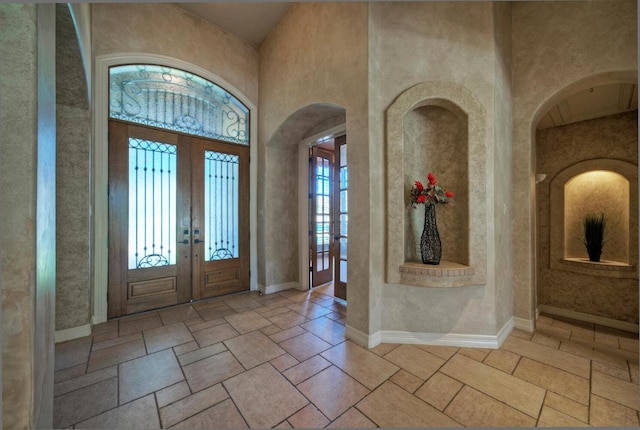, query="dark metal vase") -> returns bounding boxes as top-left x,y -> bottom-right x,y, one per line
420,203 -> 441,265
